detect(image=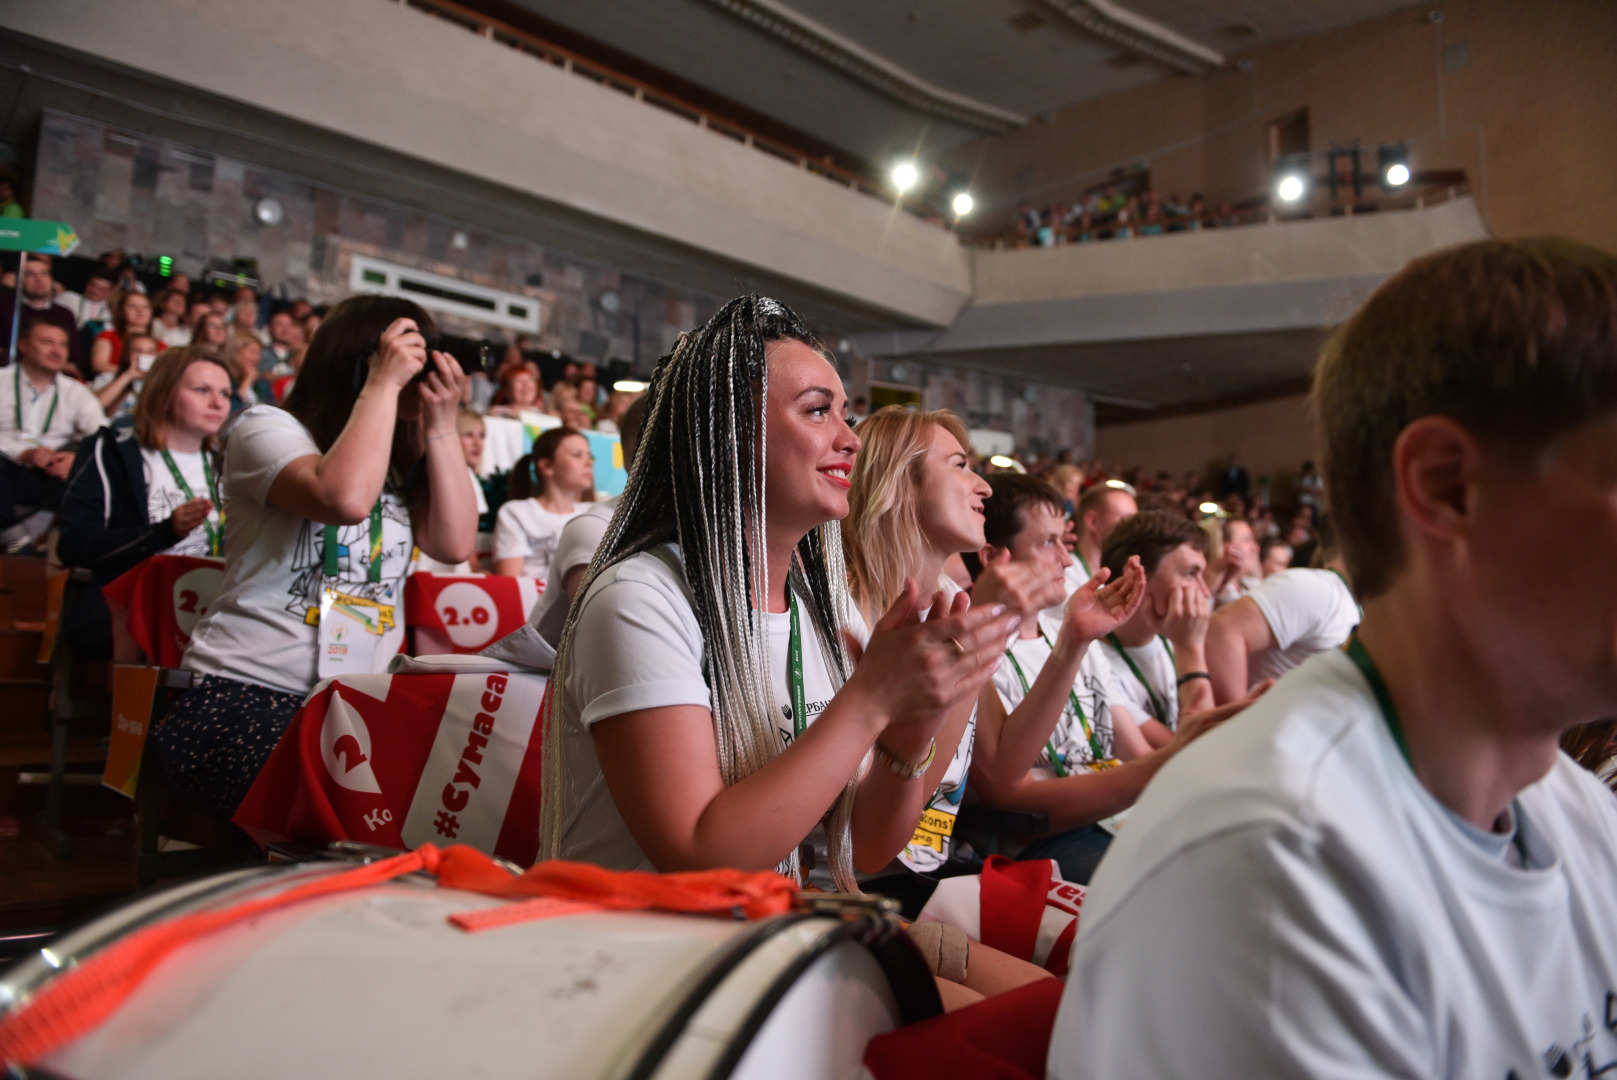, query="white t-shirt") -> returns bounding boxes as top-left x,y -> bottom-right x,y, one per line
1246,567 -> 1360,685
0,369 -> 106,458
1102,635 -> 1178,731
529,497 -> 617,646
993,618 -> 1126,776
154,321 -> 192,349
555,545 -> 849,886
183,406 -> 414,694
1049,647 -> 1617,1080
140,446 -> 223,558
492,498 -> 583,581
